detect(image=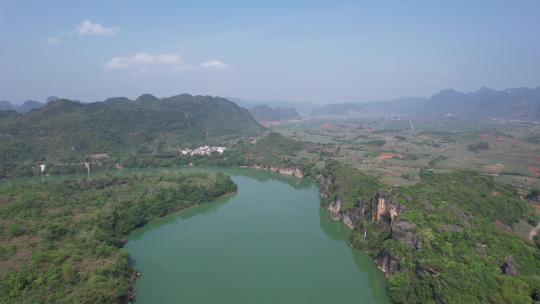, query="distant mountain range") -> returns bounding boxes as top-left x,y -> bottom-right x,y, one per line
0,96 -> 58,113
0,100 -> 44,113
0,94 -> 263,164
249,105 -> 301,121
309,85 -> 540,120
230,97 -> 316,116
